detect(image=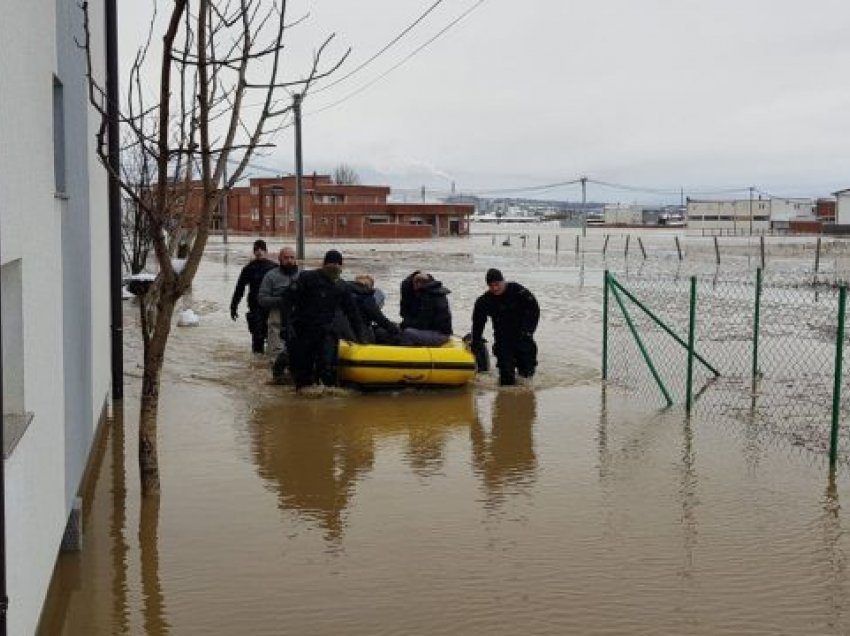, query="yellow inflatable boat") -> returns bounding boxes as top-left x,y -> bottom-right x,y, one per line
337,336 -> 477,387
